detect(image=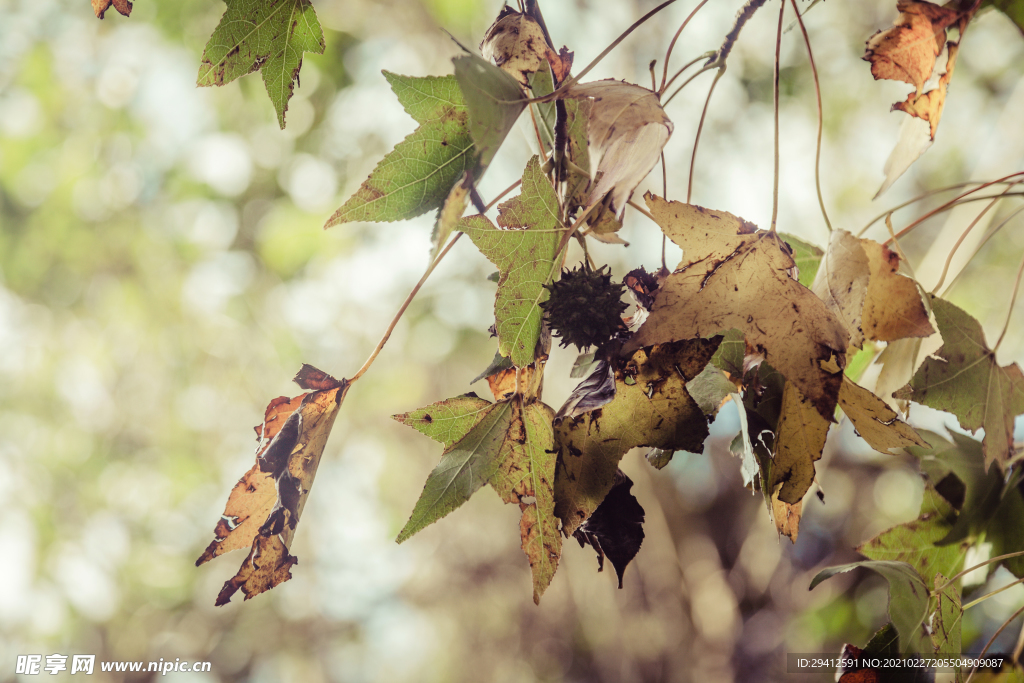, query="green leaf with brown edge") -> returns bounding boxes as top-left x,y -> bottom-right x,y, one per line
197,0 -> 325,129
554,338 -> 718,535
452,50 -> 527,167
858,484 -> 967,586
492,400 -> 561,604
394,397 -> 514,543
931,573 -> 963,666
772,381 -> 831,504
810,560 -> 931,654
626,196 -> 849,421
894,295 -> 1024,470
325,72 -> 477,227
686,363 -> 736,416
462,156 -> 562,367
